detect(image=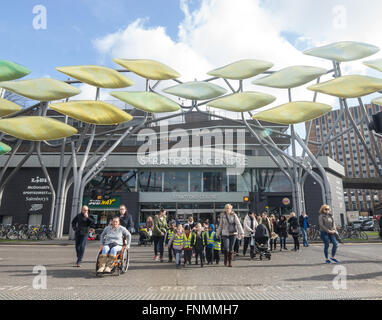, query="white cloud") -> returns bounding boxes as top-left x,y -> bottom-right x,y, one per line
88,0 -> 382,155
